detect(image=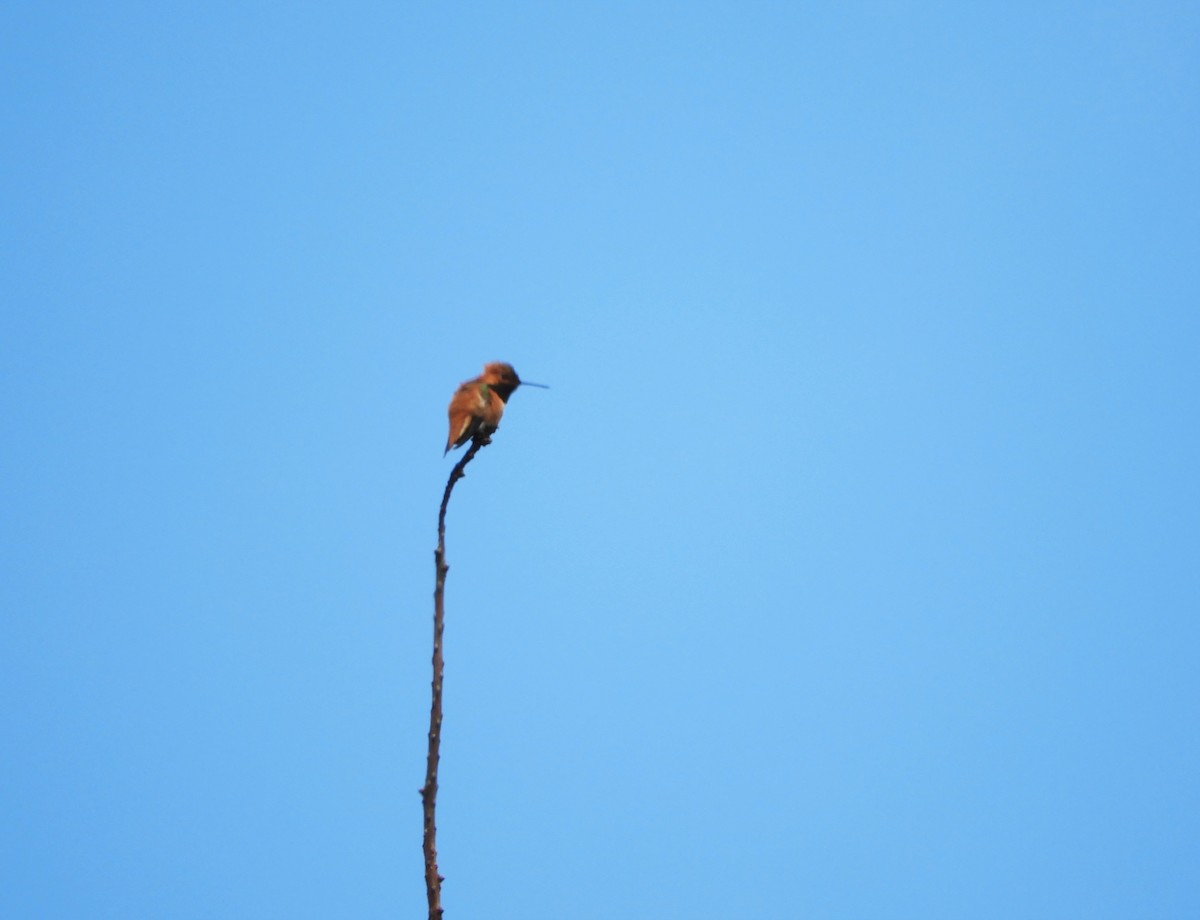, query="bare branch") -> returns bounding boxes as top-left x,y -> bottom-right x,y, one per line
421,434 -> 489,919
